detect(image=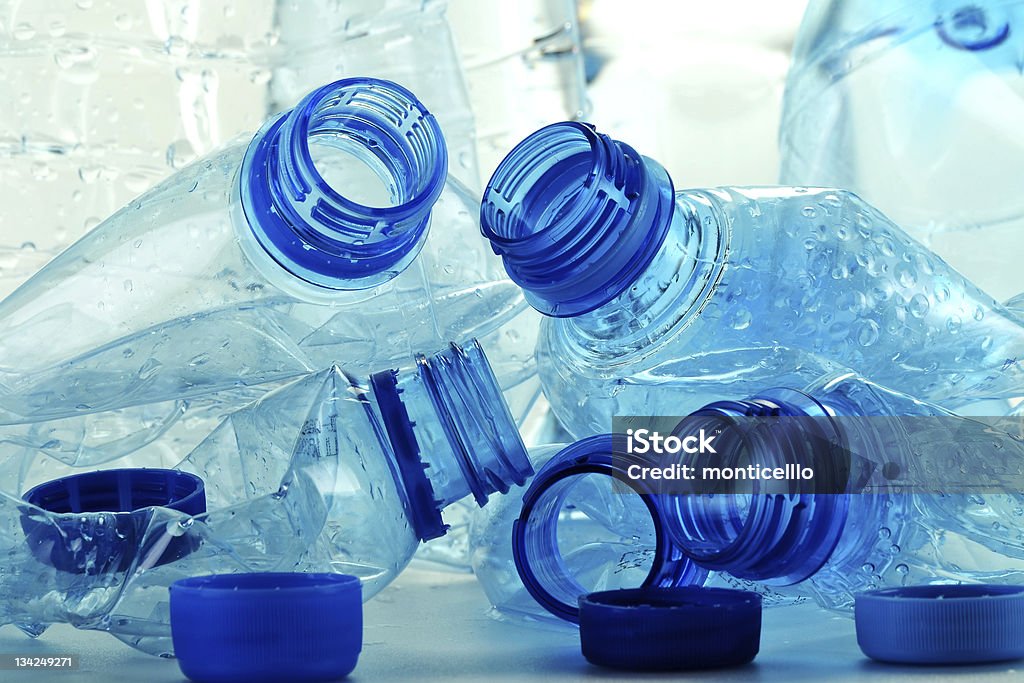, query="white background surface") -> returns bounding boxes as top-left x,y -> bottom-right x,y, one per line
1,568 -> 1021,682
